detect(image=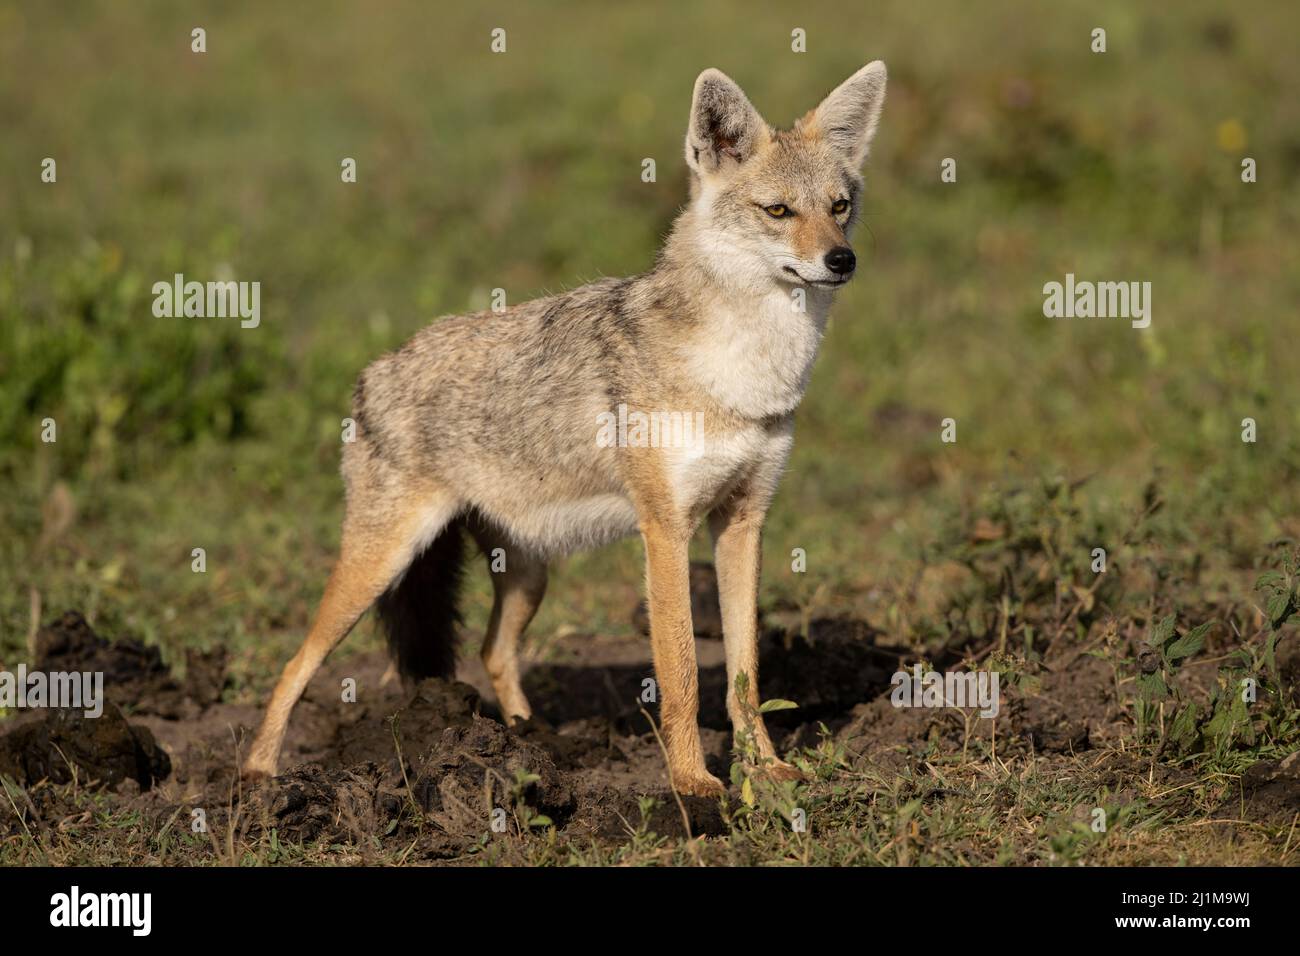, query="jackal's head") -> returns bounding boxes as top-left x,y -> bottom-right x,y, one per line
682,61 -> 886,290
